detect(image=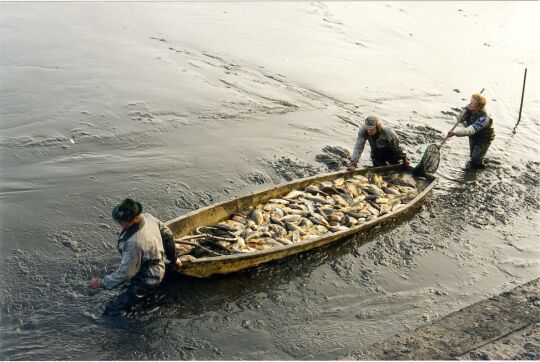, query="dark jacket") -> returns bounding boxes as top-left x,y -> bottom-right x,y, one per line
351,125 -> 406,165
455,109 -> 495,144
